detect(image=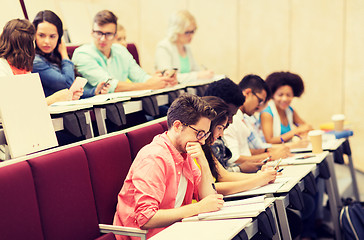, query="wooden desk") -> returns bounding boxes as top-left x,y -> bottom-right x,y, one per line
291,138 -> 354,240
224,163 -> 317,240
150,218 -> 252,240
93,86 -> 186,135
150,198 -> 278,240
49,104 -> 94,139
